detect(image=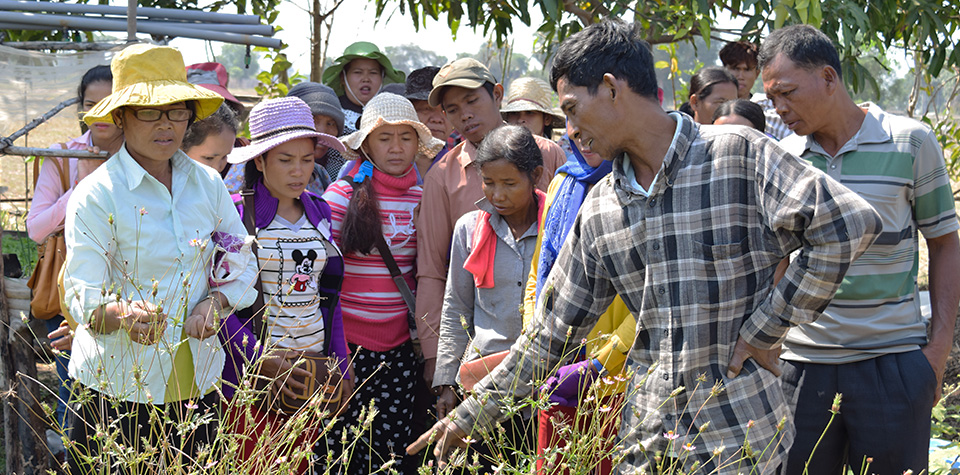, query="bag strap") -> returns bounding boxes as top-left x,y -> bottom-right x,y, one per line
31,153 -> 70,195
349,175 -> 416,315
57,154 -> 70,193
239,187 -> 268,341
